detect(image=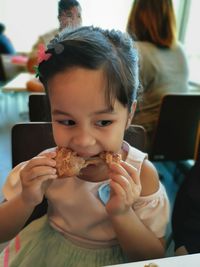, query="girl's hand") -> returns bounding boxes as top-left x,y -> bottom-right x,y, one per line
20,151 -> 57,207
106,161 -> 142,216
